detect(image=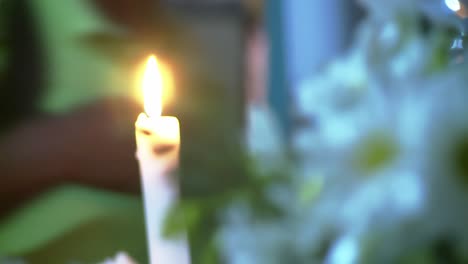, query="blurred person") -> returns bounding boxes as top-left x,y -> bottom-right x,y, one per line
0,0 -> 166,214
